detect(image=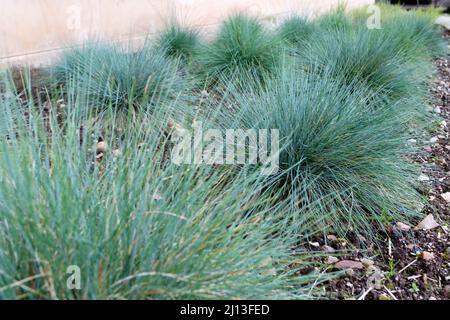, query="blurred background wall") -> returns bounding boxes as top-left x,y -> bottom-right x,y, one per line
0,0 -> 374,66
